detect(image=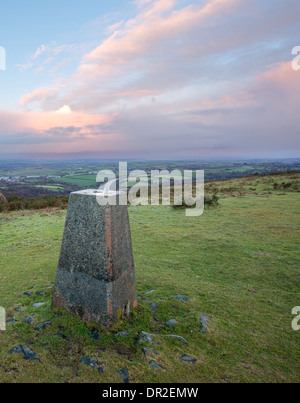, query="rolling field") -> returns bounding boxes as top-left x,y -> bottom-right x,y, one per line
0,173 -> 299,383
